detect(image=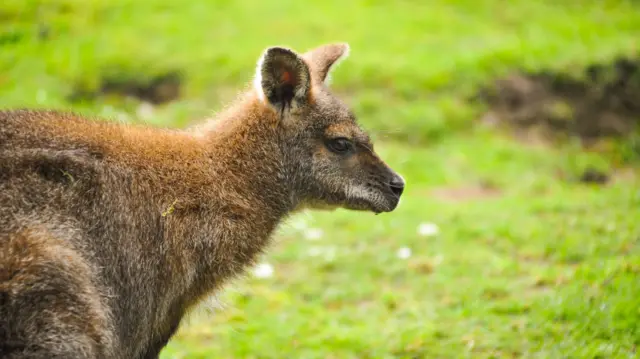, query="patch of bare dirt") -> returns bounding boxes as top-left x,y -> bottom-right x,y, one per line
69,70 -> 183,105
429,183 -> 502,202
476,56 -> 640,144
578,167 -> 610,184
